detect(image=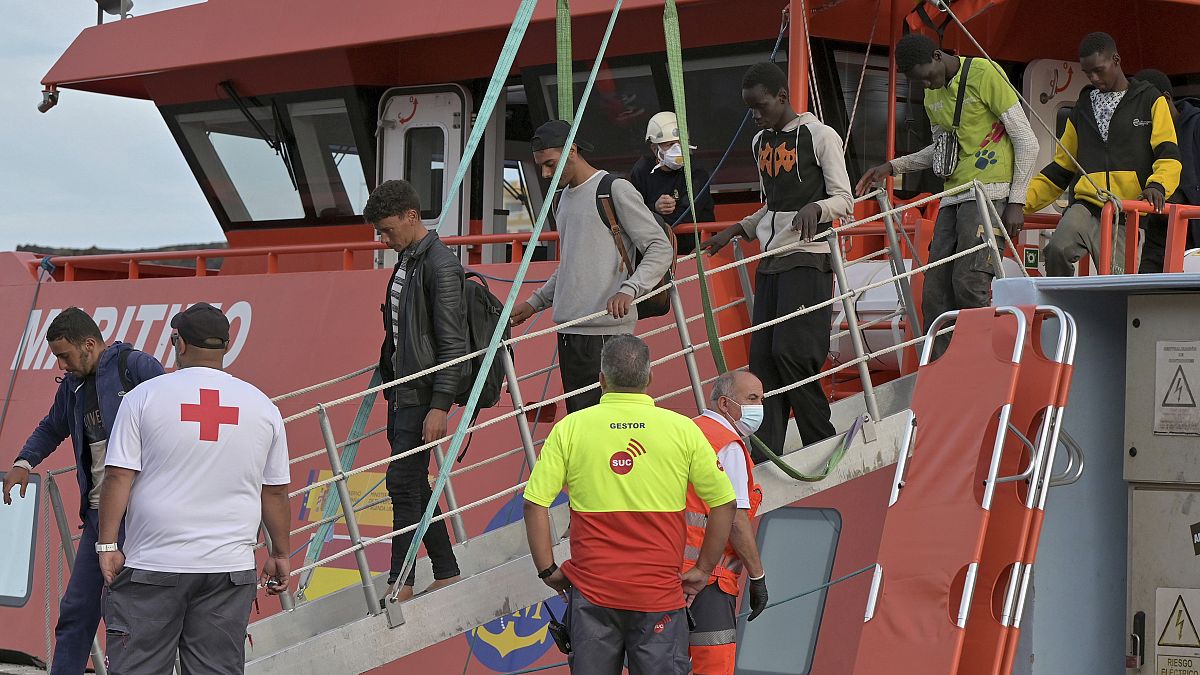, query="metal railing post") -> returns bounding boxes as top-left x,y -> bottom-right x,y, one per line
317,405 -> 382,615
973,183 -> 1007,278
731,237 -> 755,319
668,279 -> 708,414
45,475 -> 108,675
502,348 -> 541,470
431,446 -> 469,543
876,194 -> 923,338
259,524 -> 296,611
827,232 -> 883,424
